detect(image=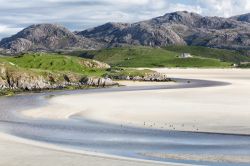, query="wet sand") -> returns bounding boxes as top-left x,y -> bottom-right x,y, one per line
0,133 -> 175,166
142,152 -> 250,164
